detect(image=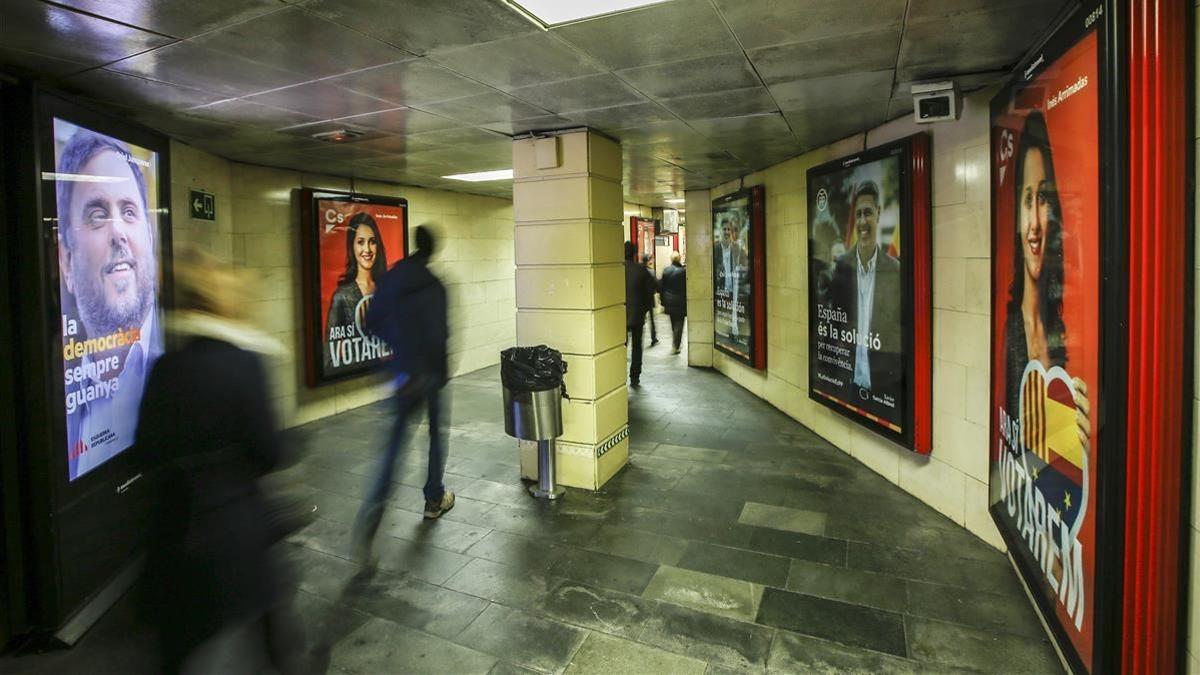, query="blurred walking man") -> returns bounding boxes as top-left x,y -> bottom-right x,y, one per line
354,226 -> 454,564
